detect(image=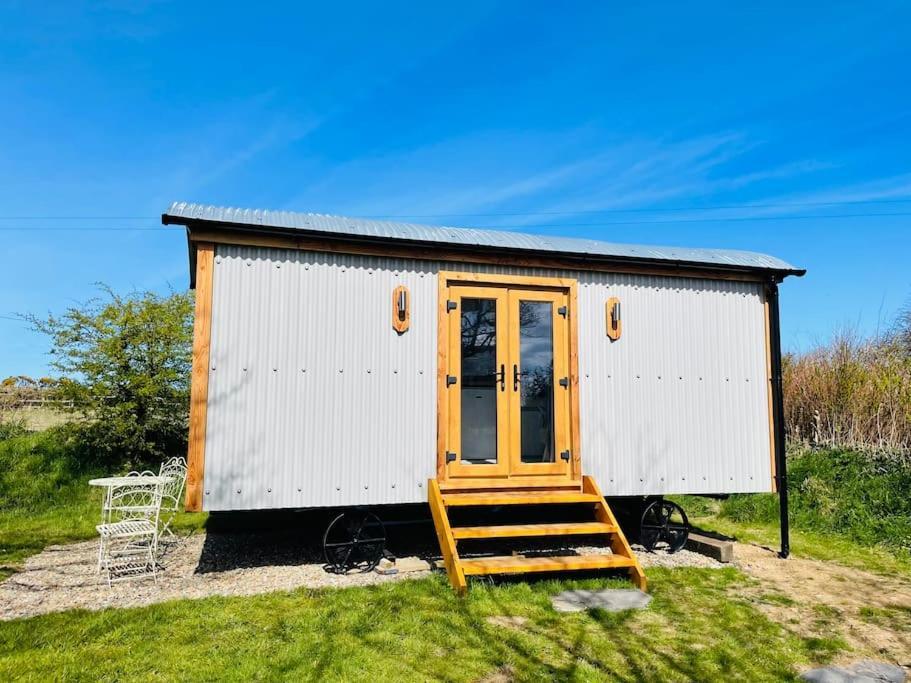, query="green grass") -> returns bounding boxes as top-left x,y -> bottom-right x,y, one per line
690,515 -> 911,578
0,569 -> 842,682
721,449 -> 911,551
673,447 -> 911,578
676,495 -> 911,578
0,428 -> 205,578
858,604 -> 911,631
